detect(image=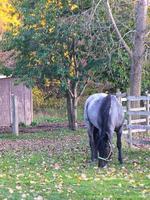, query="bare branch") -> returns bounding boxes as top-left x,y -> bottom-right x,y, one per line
104,0 -> 132,58
68,88 -> 74,98
90,0 -> 103,21
122,30 -> 135,40
67,79 -> 74,98
77,78 -> 90,103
